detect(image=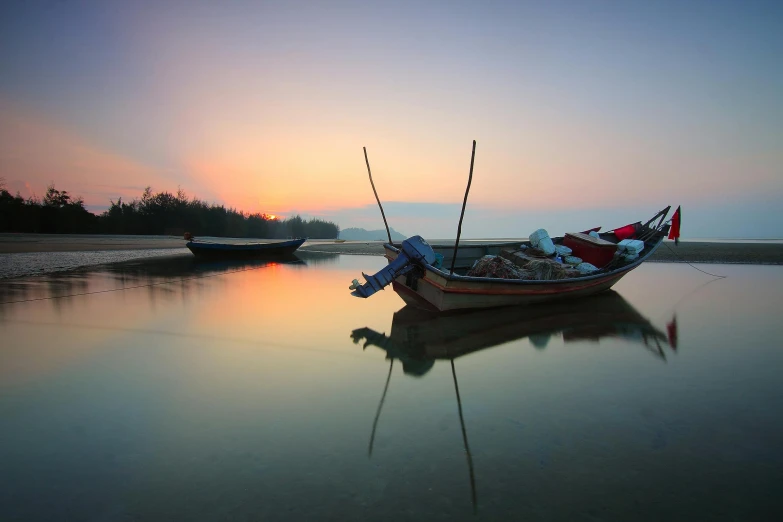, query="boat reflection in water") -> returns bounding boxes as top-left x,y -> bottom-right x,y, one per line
350,291 -> 677,513
352,291 -> 677,377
